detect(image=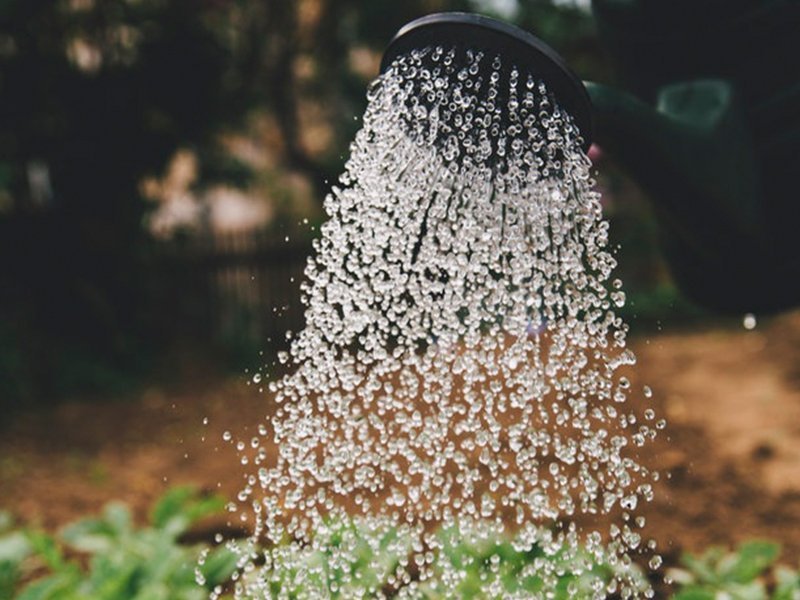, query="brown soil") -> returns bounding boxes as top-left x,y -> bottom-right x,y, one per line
634,310 -> 800,563
3,310 -> 800,572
